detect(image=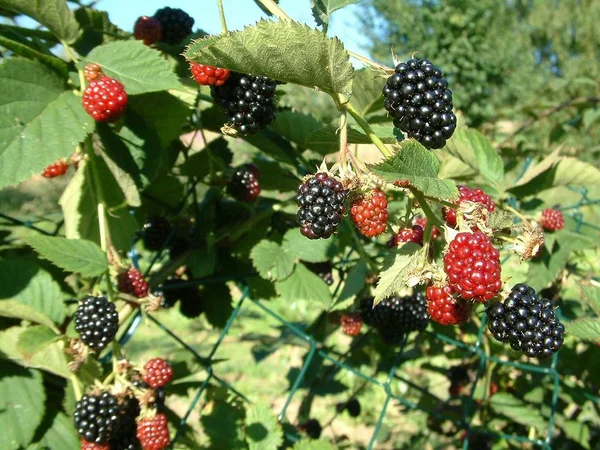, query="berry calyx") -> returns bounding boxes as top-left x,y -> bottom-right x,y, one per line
153,7 -> 194,45
211,72 -> 277,135
190,62 -> 230,86
383,57 -> 457,149
487,283 -> 565,358
340,313 -> 362,336
118,268 -> 149,298
414,215 -> 439,239
136,413 -> 170,450
426,285 -> 474,325
81,439 -> 110,450
296,172 -> 346,240
387,225 -> 424,248
74,392 -> 120,444
540,208 -> 564,232
443,232 -> 502,302
82,76 -> 128,122
142,217 -> 172,251
134,16 -> 162,46
142,358 -> 174,389
74,296 -> 119,351
228,164 -> 261,202
42,160 -> 69,178
443,185 -> 496,228
83,63 -> 103,82
349,189 -> 388,237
